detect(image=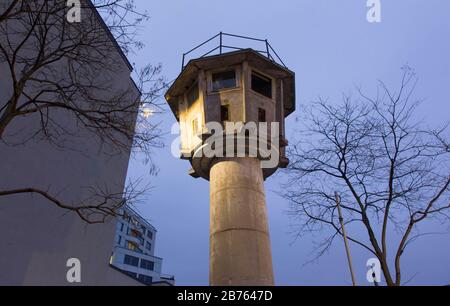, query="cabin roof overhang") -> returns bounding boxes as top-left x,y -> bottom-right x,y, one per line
165,49 -> 296,121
